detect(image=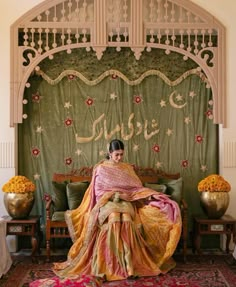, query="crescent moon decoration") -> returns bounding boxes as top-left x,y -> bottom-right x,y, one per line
169,91 -> 187,109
